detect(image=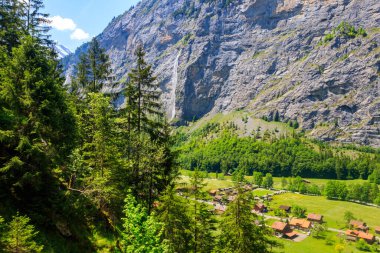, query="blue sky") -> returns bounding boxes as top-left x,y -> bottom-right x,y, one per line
44,0 -> 140,51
